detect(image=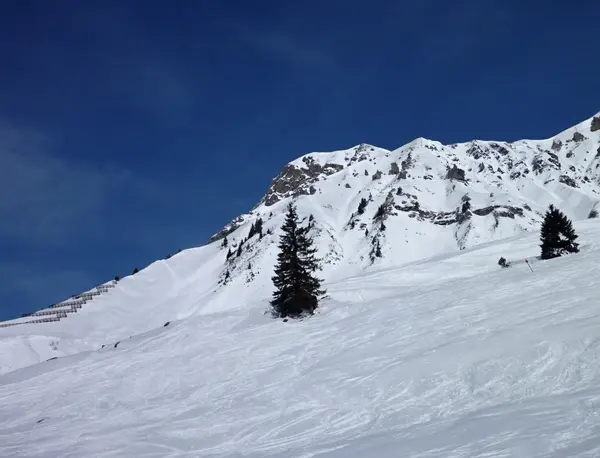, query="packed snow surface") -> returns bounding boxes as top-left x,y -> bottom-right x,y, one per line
3,221 -> 600,457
